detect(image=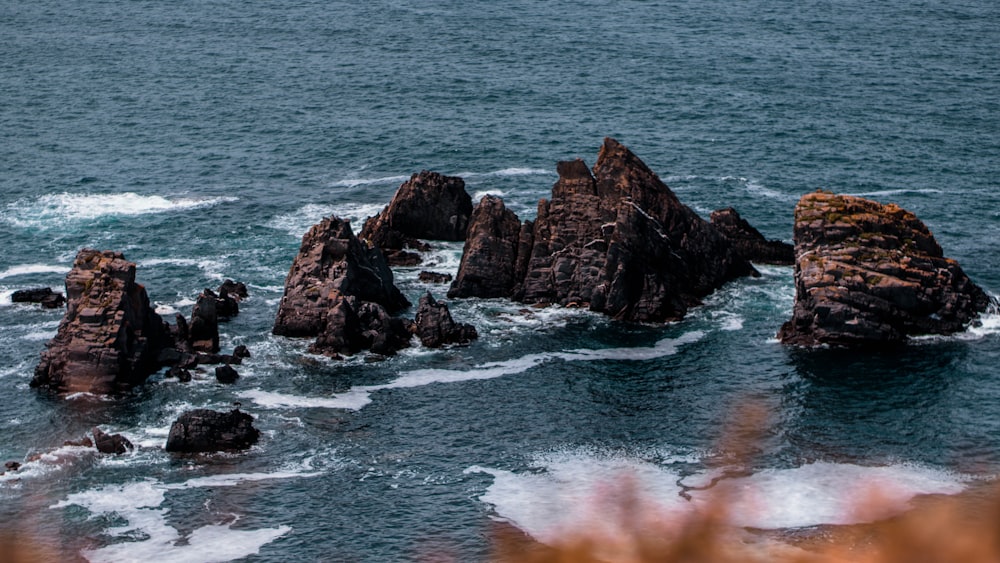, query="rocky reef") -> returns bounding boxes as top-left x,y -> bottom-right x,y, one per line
449,138 -> 758,322
778,191 -> 993,346
360,170 -> 473,265
11,287 -> 66,309
415,293 -> 478,348
31,249 -> 173,394
165,408 -> 260,453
